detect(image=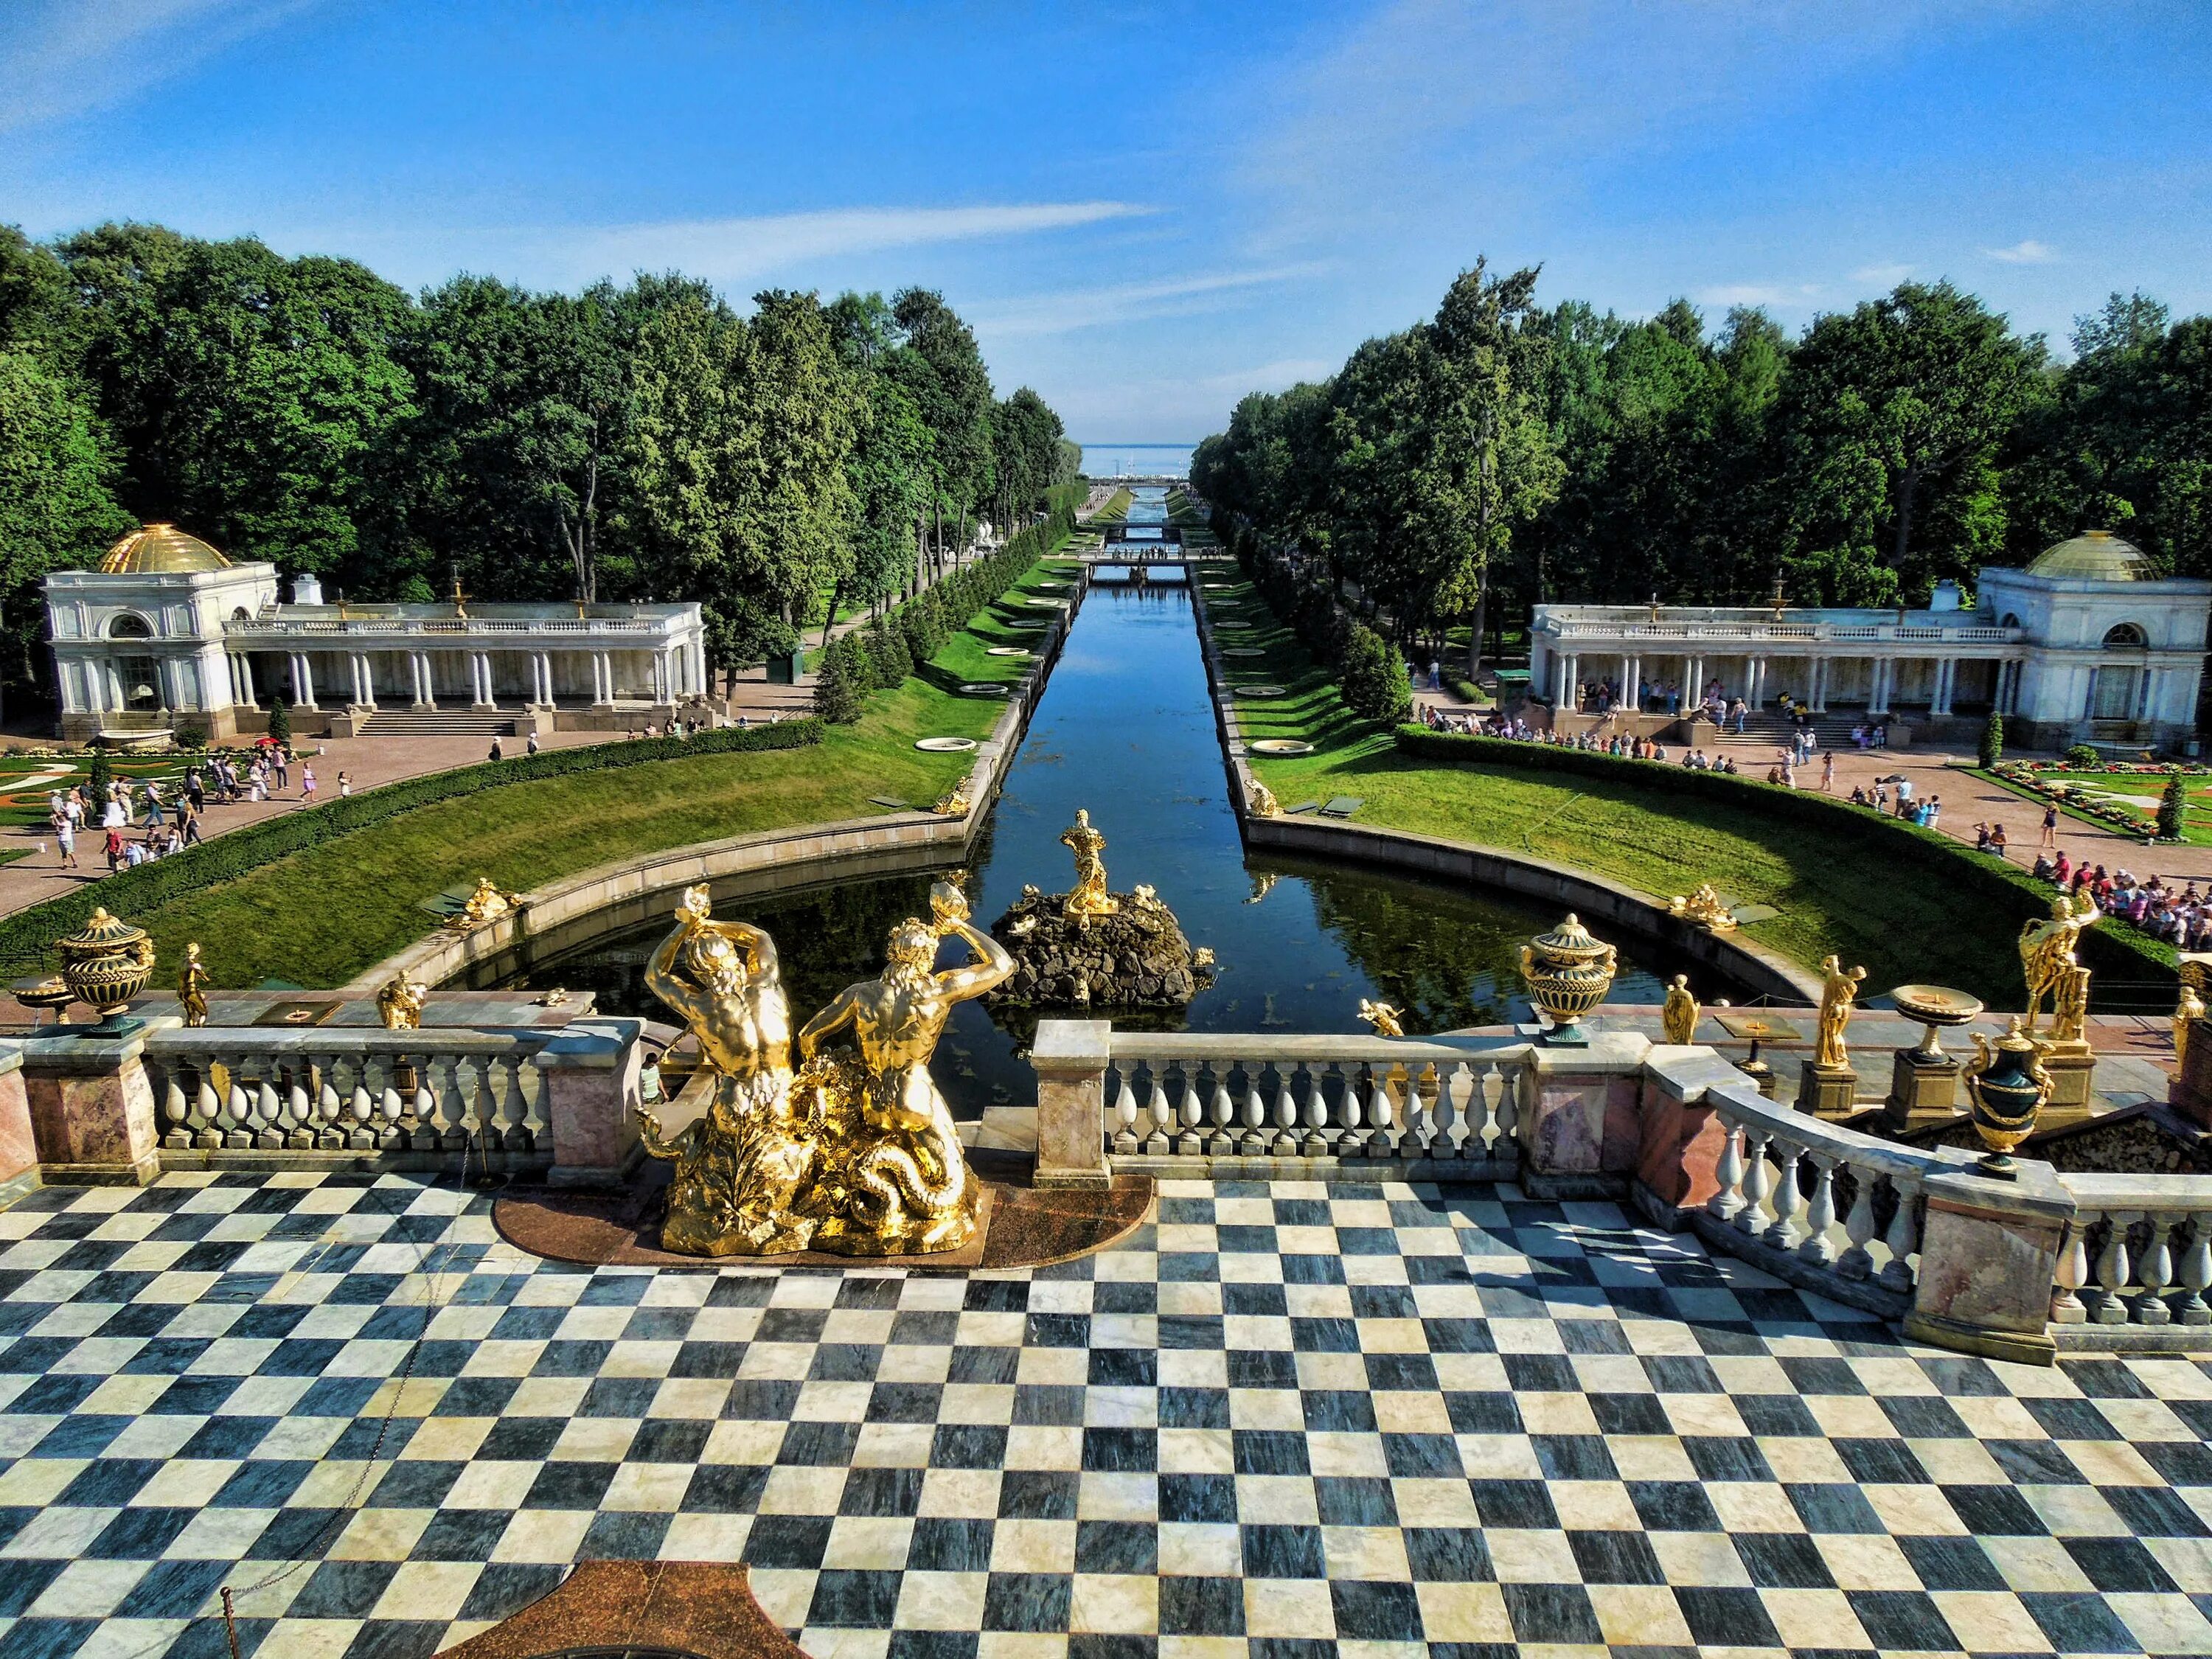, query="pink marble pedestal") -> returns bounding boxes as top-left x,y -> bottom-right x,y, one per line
20,1026 -> 166,1186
